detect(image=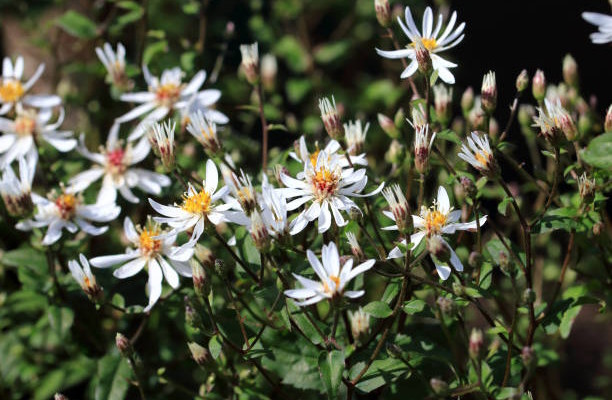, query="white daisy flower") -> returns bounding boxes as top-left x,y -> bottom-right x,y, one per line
89,217 -> 194,312
186,110 -> 221,155
67,123 -> 170,204
148,159 -> 231,245
457,131 -> 497,176
582,12 -> 612,44
0,104 -> 75,167
387,186 -> 487,280
16,190 -> 121,246
289,135 -> 367,173
259,179 -> 290,239
95,42 -> 131,90
117,66 -> 226,141
0,56 -> 61,115
376,6 -> 465,84
68,253 -> 102,298
284,242 -> 375,306
0,152 -> 36,216
280,150 -> 384,235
